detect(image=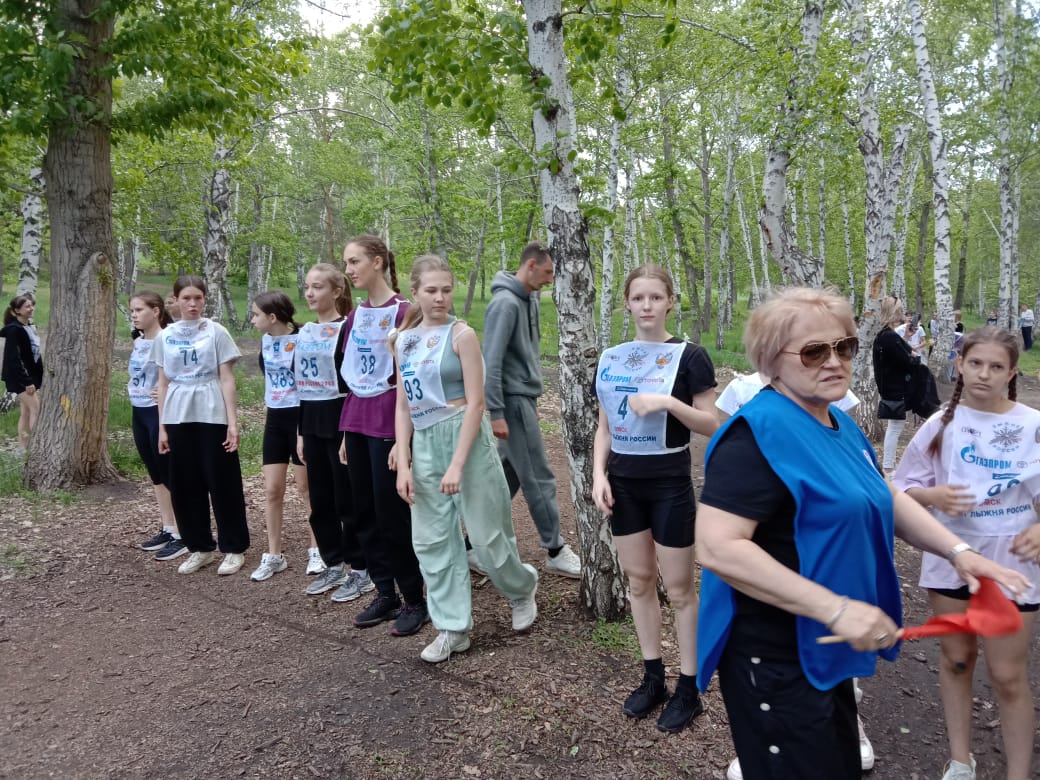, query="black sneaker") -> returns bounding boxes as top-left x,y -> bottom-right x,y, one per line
154,538 -> 188,561
391,602 -> 431,637
622,674 -> 669,719
353,594 -> 402,628
140,530 -> 173,551
656,688 -> 704,733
